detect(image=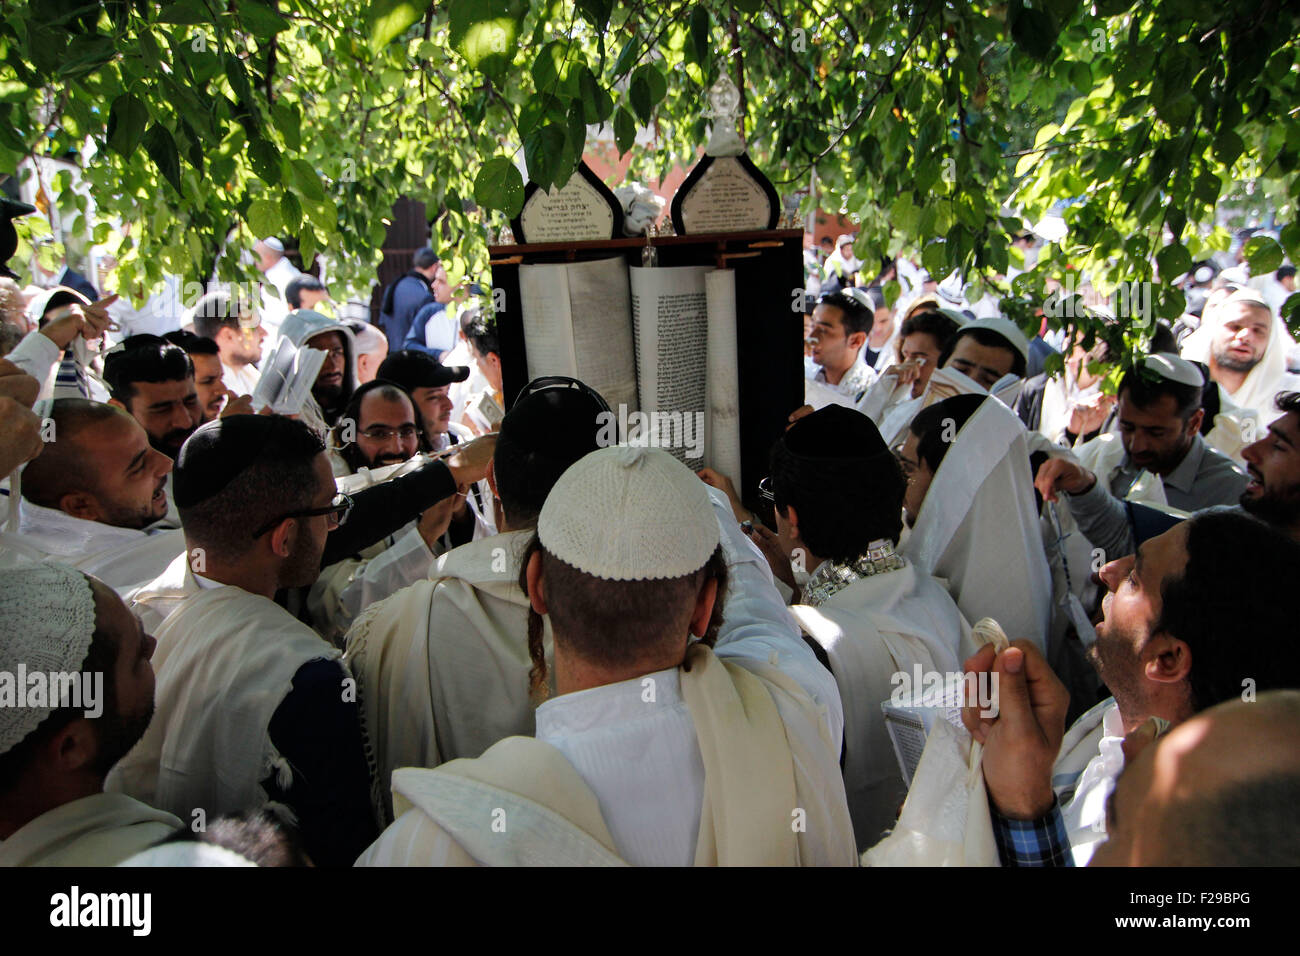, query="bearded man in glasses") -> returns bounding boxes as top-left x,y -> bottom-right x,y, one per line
107,415 -> 380,866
